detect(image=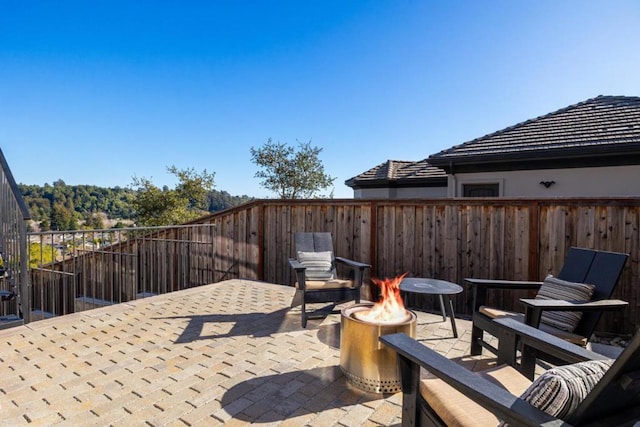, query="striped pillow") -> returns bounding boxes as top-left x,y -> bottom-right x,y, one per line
536,275 -> 596,332
518,359 -> 613,419
297,251 -> 334,280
